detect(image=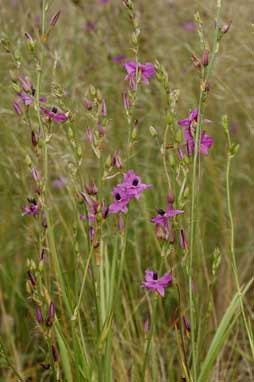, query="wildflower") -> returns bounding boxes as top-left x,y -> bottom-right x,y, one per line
182,21 -> 196,32
151,203 -> 184,240
122,170 -> 152,200
202,50 -> 209,67
84,98 -> 93,110
124,61 -> 156,90
52,176 -> 67,189
46,301 -> 55,327
86,128 -> 94,144
123,90 -> 130,110
113,54 -> 127,64
85,181 -> 98,195
185,128 -> 214,156
22,198 -> 39,216
141,269 -> 173,297
28,270 -> 36,286
40,106 -> 68,123
13,101 -> 22,115
31,131 -> 38,147
178,109 -> 213,156
109,186 -> 131,214
32,166 -> 40,183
